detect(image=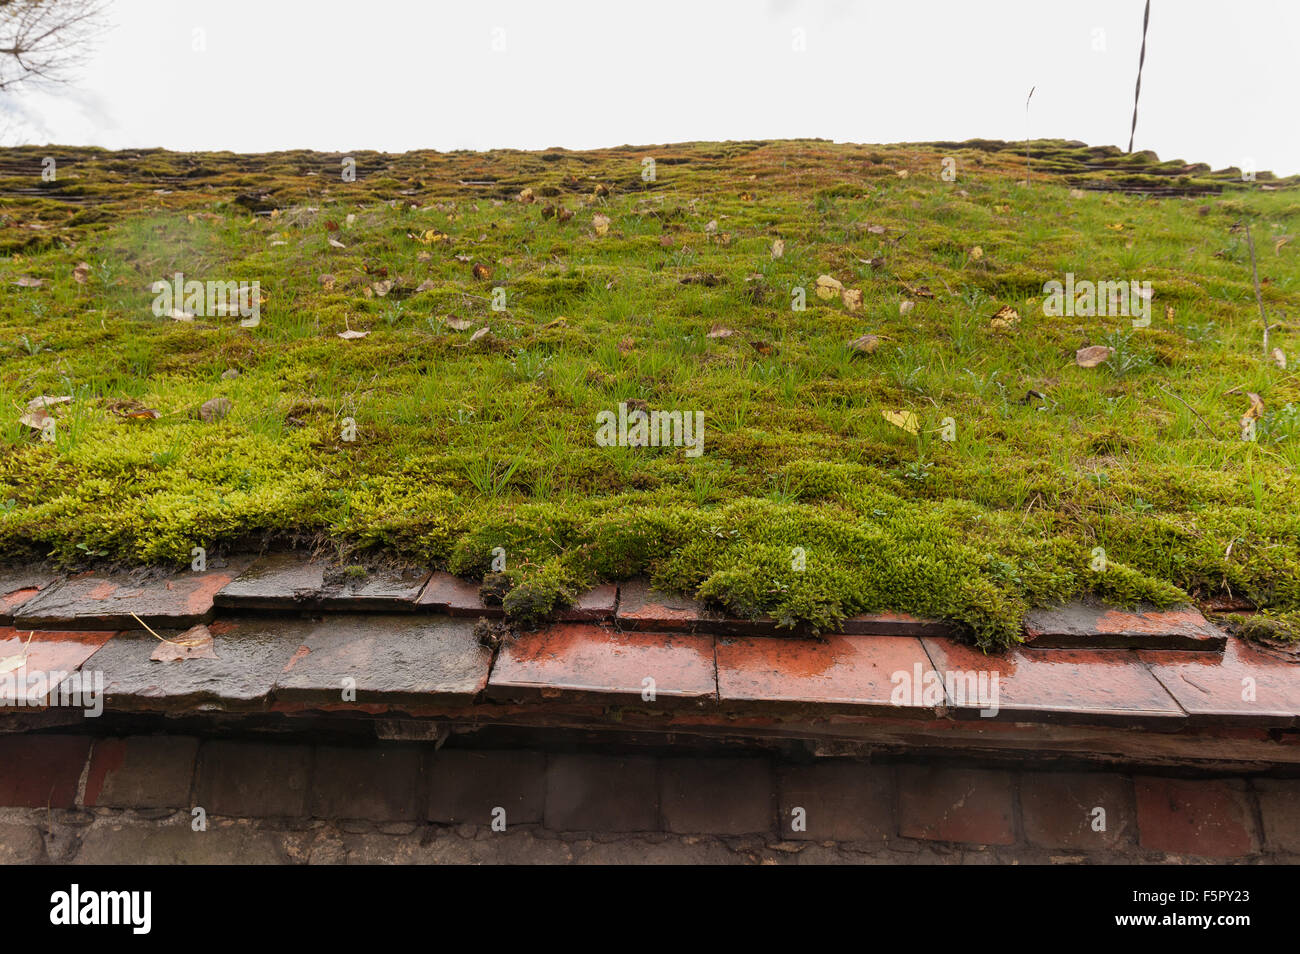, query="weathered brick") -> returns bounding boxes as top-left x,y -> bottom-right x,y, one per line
1023,600 -> 1225,650
0,734 -> 90,808
1253,778 -> 1300,853
1019,771 -> 1134,850
195,740 -> 311,818
545,754 -> 658,832
84,736 -> 199,809
898,765 -> 1016,846
310,745 -> 424,821
659,757 -> 774,834
1135,776 -> 1259,858
428,749 -> 546,825
777,762 -> 894,841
